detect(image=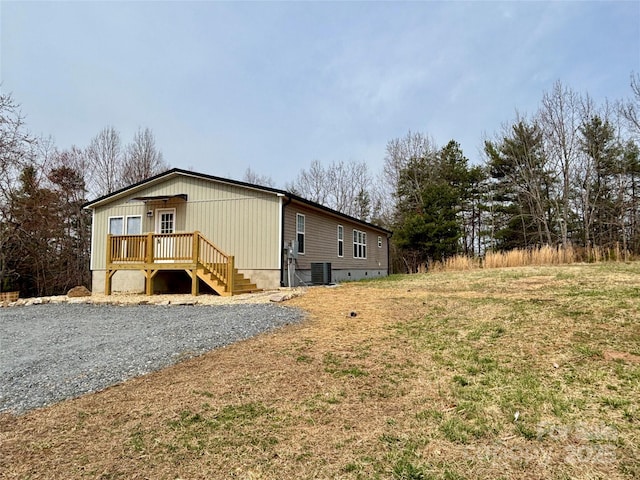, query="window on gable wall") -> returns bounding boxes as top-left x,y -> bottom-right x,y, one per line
109,215 -> 143,259
127,216 -> 142,235
109,215 -> 142,235
296,213 -> 305,255
353,229 -> 367,259
109,216 -> 124,235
